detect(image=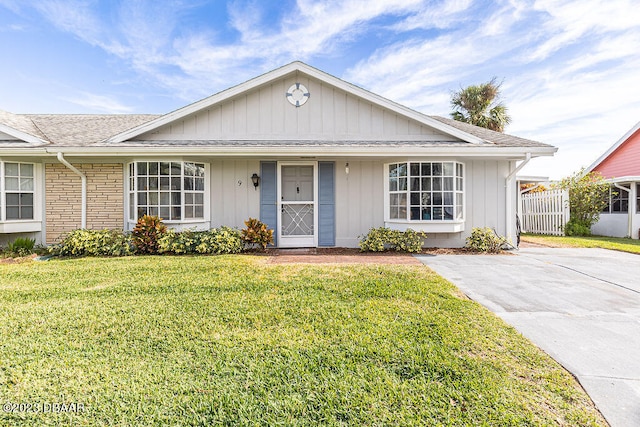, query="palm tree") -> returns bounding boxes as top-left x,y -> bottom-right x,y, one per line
450,77 -> 511,132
